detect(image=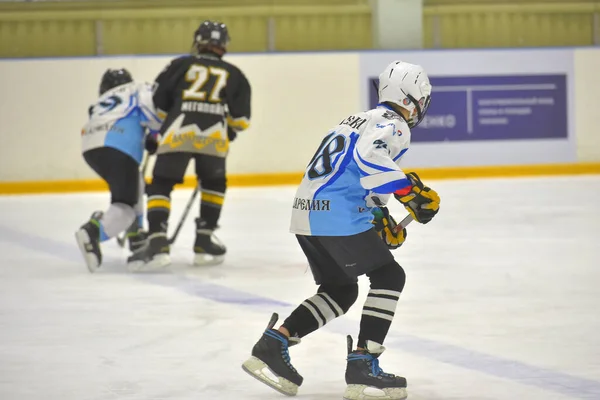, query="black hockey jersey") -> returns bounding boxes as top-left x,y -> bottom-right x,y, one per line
152,52 -> 251,157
